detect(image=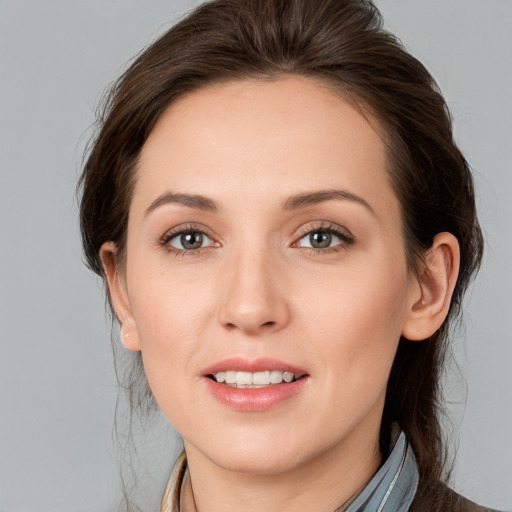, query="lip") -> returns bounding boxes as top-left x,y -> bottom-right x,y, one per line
202,357 -> 308,376
202,357 -> 309,412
